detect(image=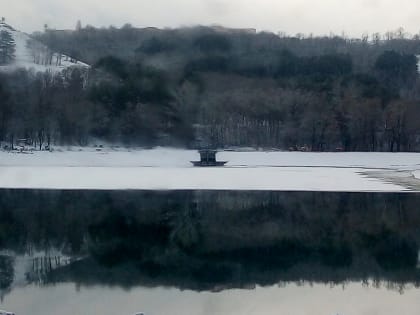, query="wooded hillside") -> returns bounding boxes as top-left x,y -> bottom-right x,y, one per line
1,25 -> 420,151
